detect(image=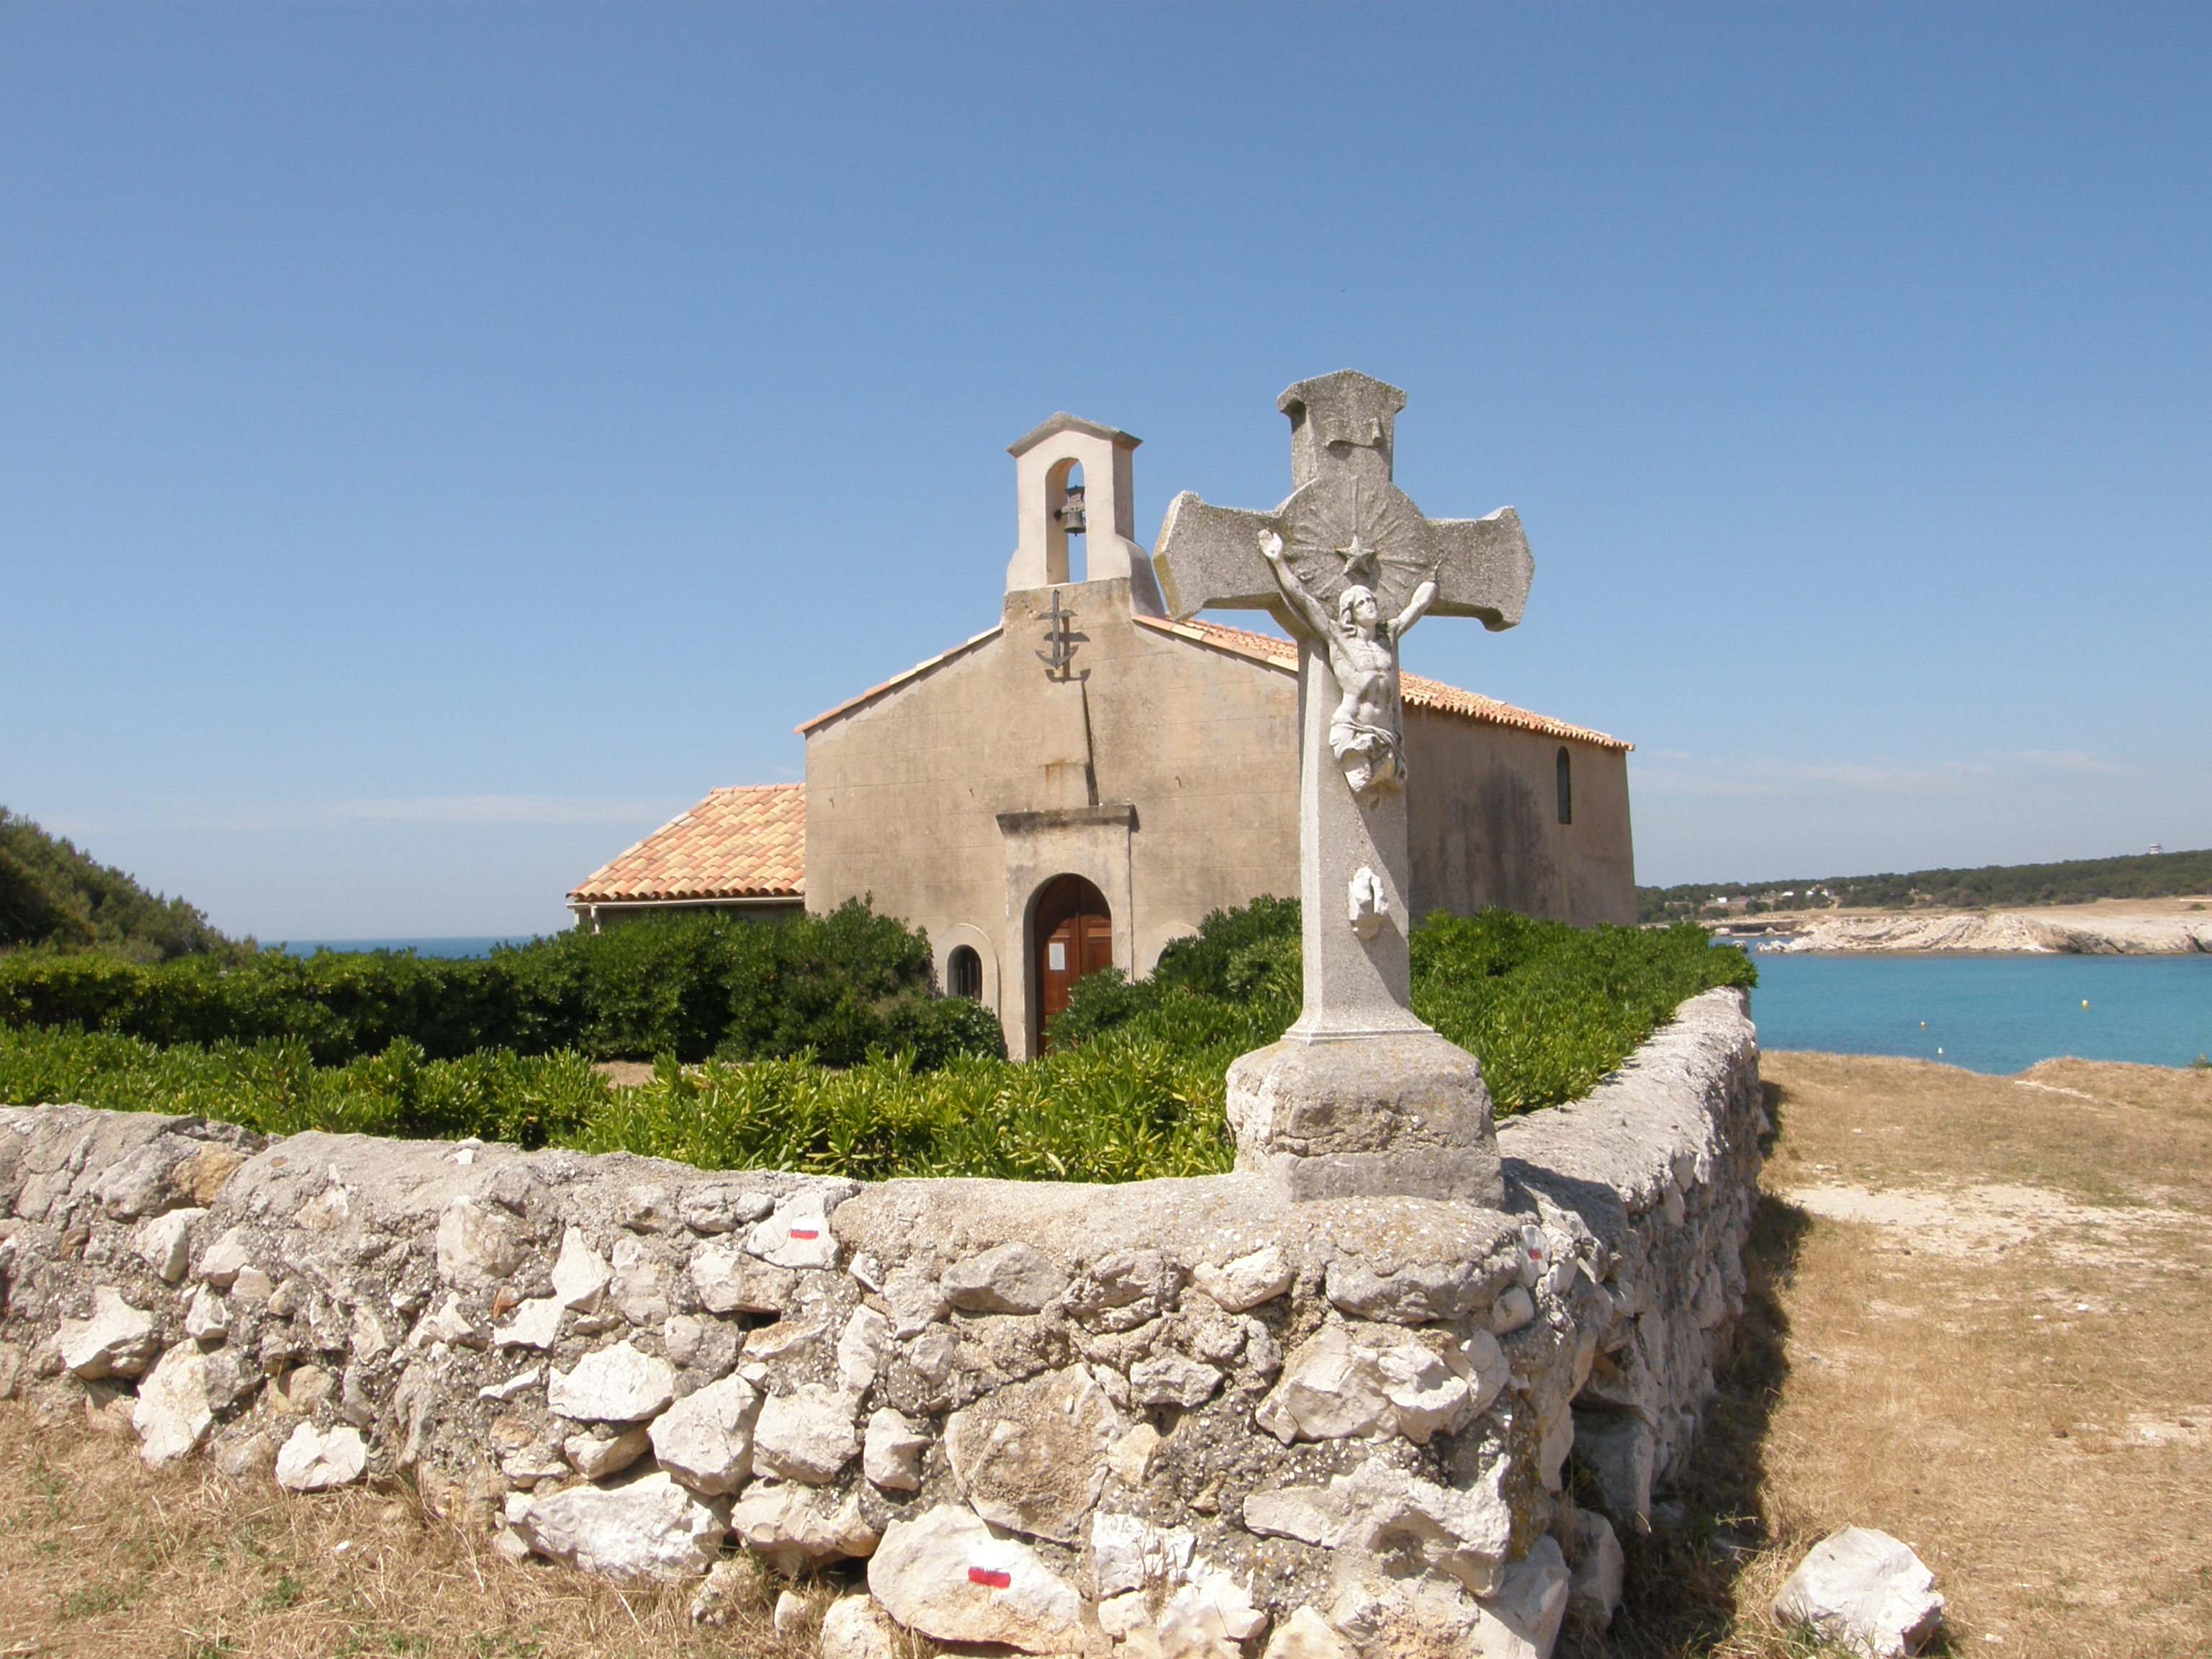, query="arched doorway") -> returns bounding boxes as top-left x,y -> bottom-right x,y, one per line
1034,873 -> 1112,1046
